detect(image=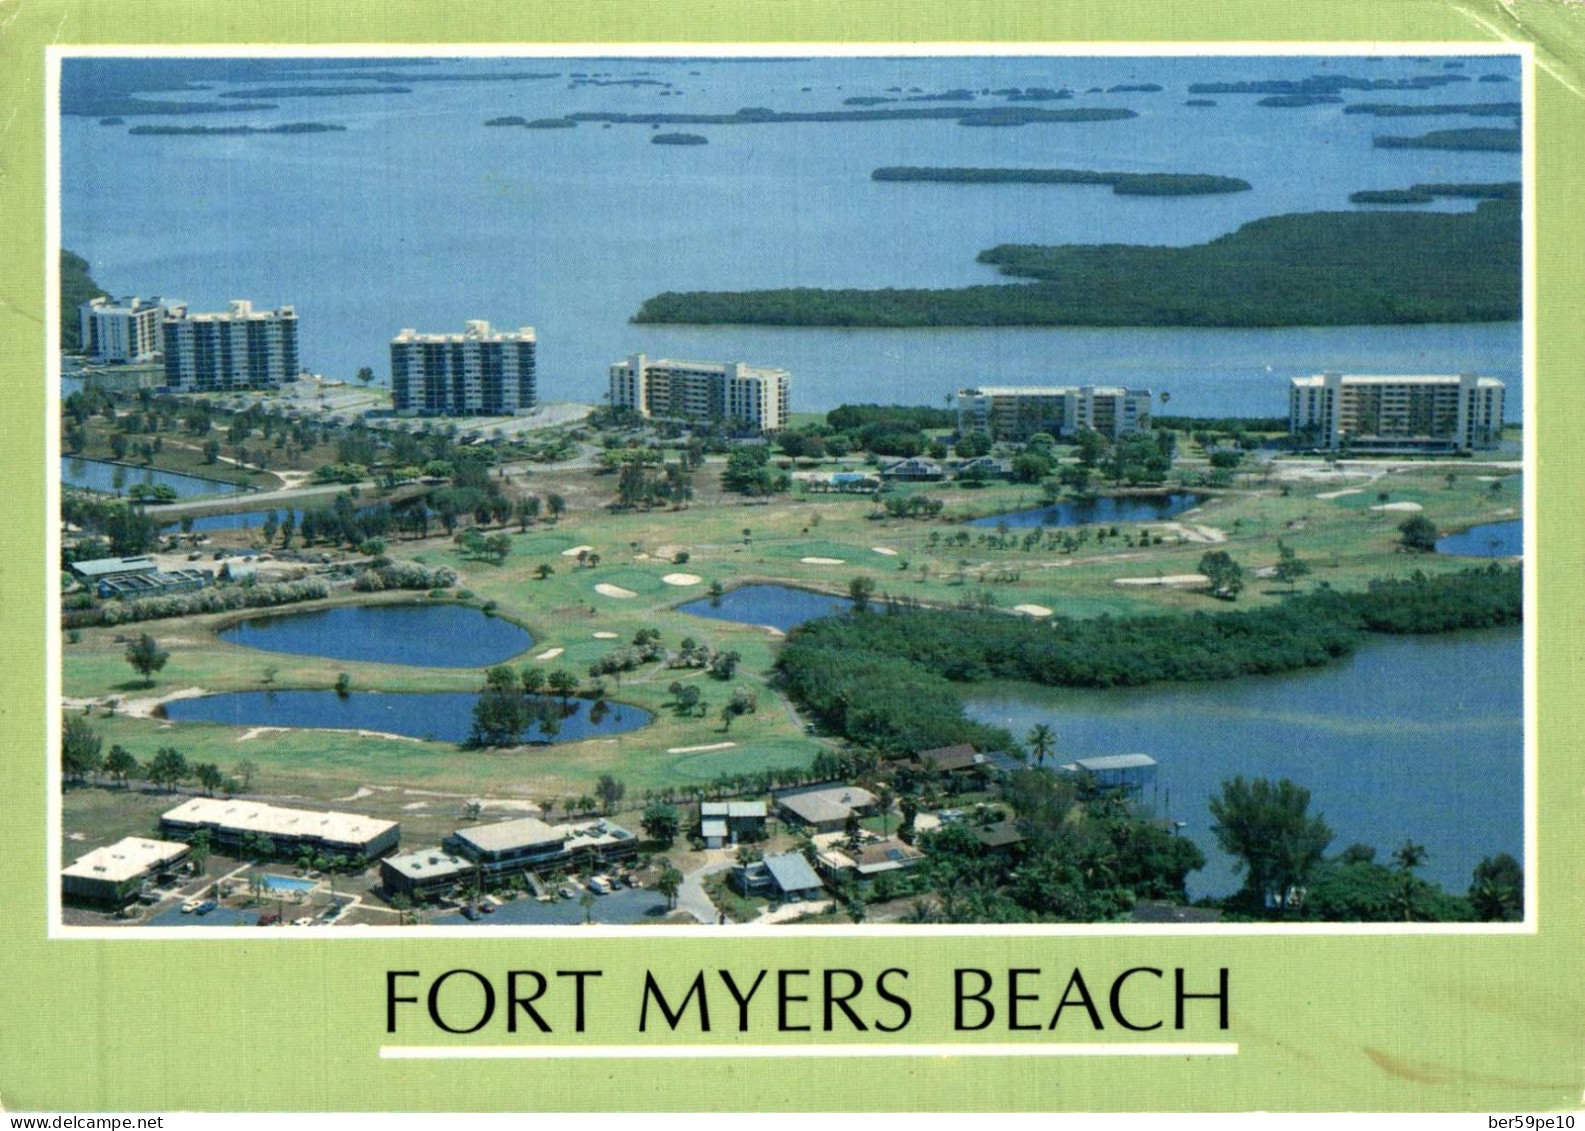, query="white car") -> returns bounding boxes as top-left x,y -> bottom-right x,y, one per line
180,899 -> 201,914
291,917 -> 313,927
